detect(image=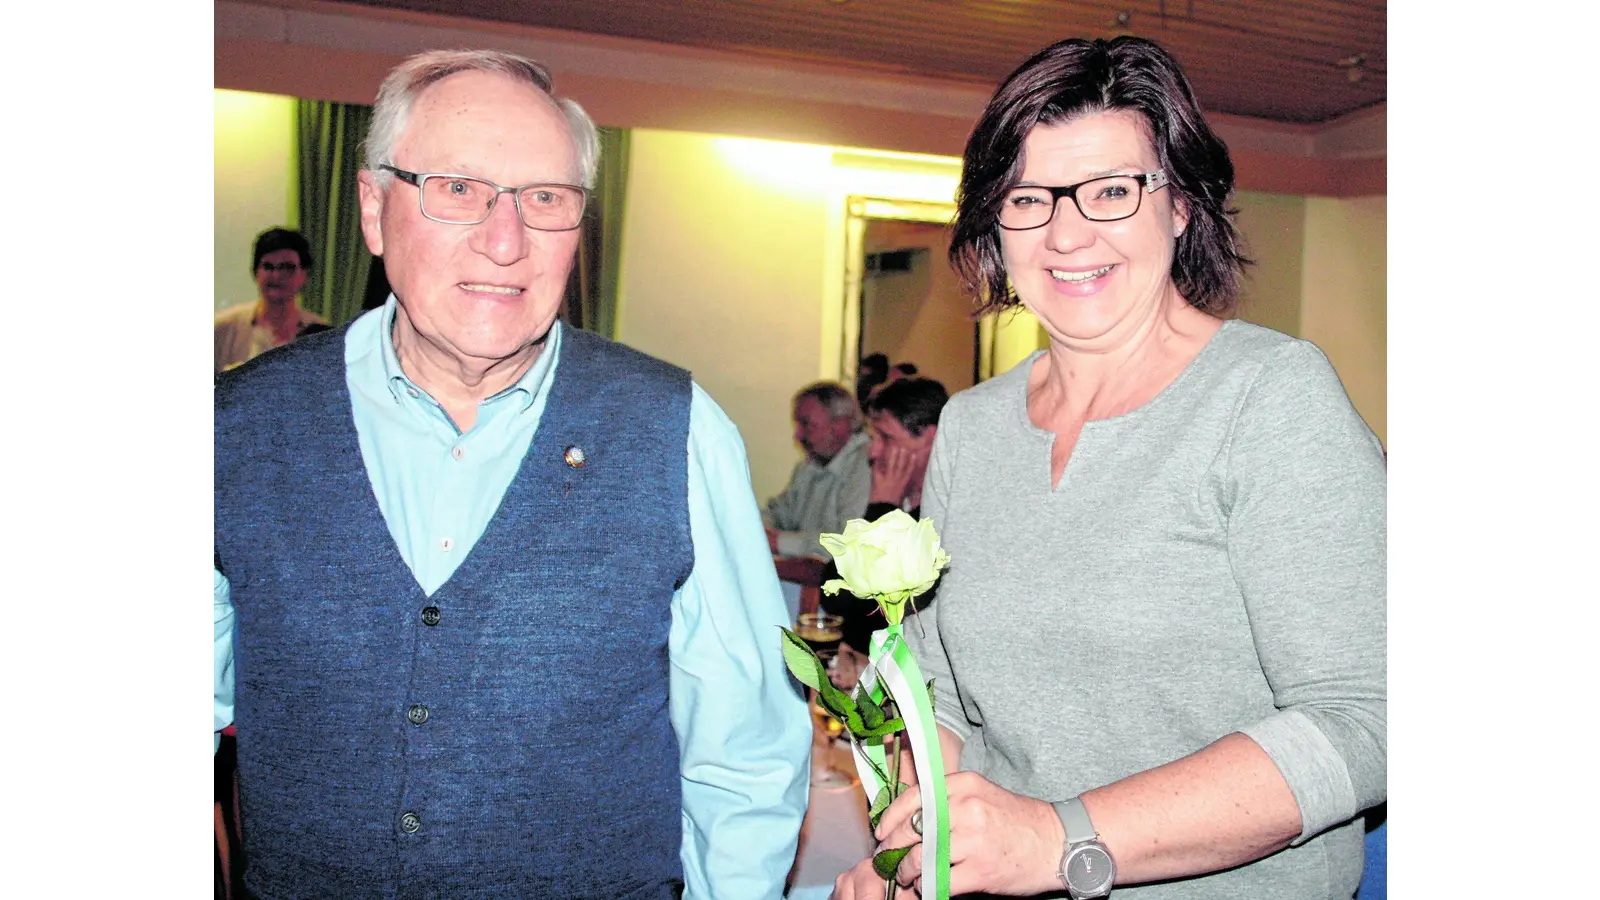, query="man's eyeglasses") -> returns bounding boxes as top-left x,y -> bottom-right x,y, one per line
997,170 -> 1170,230
258,262 -> 304,274
379,165 -> 588,232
